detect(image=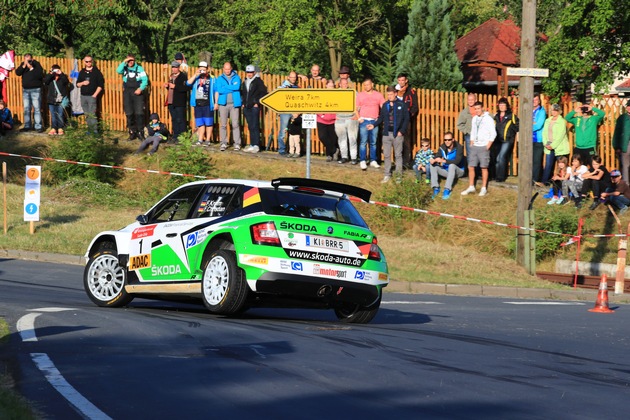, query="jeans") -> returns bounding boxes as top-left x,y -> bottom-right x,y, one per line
359,120 -> 379,162
81,95 -> 98,133
335,117 -> 358,160
430,164 -> 465,191
219,104 -> 241,147
137,135 -> 162,154
610,194 -> 630,209
413,163 -> 431,180
382,133 -> 403,177
532,142 -> 544,182
23,87 -> 42,130
494,141 -> 514,182
48,103 -> 64,129
169,105 -> 187,141
541,150 -> 556,185
243,106 -> 261,147
277,113 -> 291,154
